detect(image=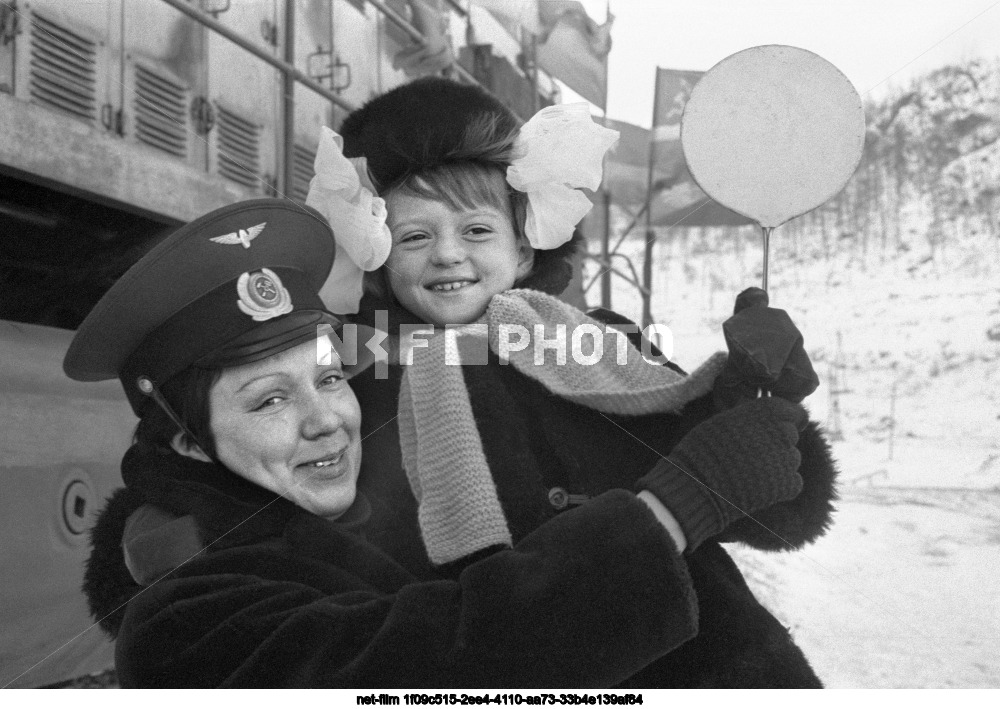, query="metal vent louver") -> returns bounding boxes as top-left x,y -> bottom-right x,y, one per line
216,106 -> 261,188
28,14 -> 97,122
292,144 -> 316,202
134,66 -> 188,157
